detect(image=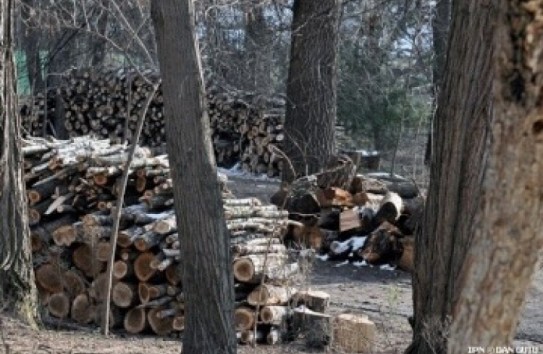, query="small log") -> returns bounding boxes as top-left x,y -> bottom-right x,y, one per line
332,313 -> 376,353
292,290 -> 330,313
134,231 -> 166,252
113,260 -> 133,280
134,251 -> 157,282
112,281 -> 137,308
260,305 -> 289,326
172,315 -> 185,331
292,307 -> 332,349
232,254 -> 287,283
247,284 -> 295,306
232,243 -> 286,257
147,308 -> 173,336
374,192 -> 403,224
234,306 -> 256,331
73,243 -> 105,278
71,293 -> 95,324
124,307 -> 148,334
138,283 -> 168,304
47,292 -> 70,319
35,263 -> 63,293
165,264 -> 181,286
117,225 -> 144,248
63,270 -> 86,299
